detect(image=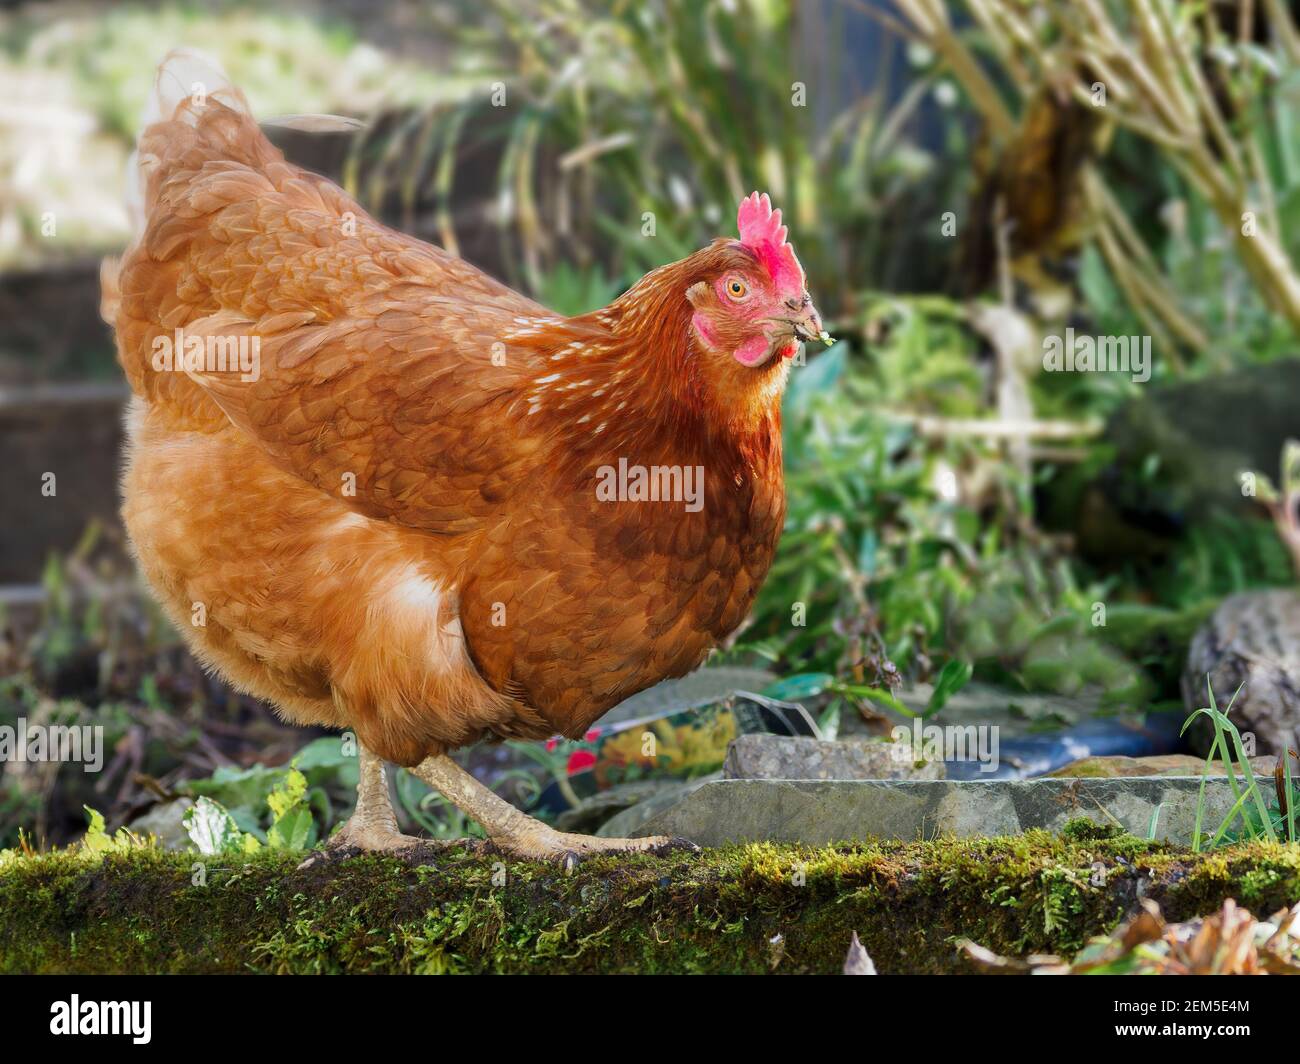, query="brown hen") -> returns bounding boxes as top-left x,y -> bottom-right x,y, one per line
102,51 -> 822,861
